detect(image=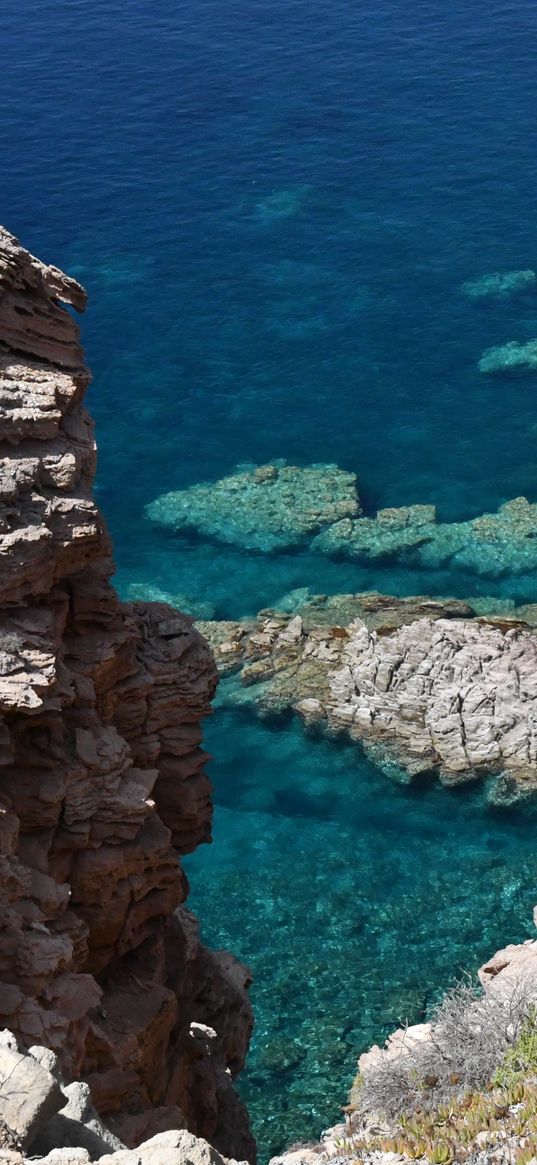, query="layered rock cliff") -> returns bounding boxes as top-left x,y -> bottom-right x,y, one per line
0,229 -> 254,1160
